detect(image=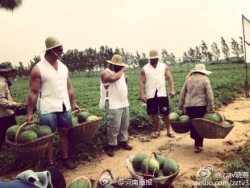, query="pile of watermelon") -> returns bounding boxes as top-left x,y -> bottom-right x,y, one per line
169,109 -> 190,123
6,123 -> 52,144
131,153 -> 179,178
71,110 -> 99,127
202,112 -> 232,127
